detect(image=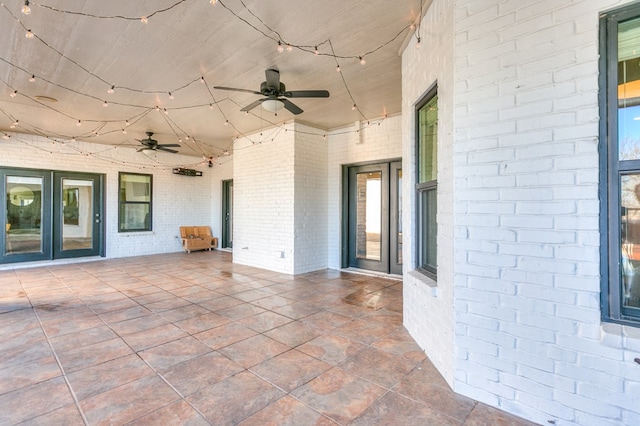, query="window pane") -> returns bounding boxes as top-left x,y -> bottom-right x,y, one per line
621,174 -> 640,310
418,95 -> 438,183
62,179 -> 93,250
420,188 -> 437,271
5,176 -> 43,254
355,171 -> 382,261
120,203 -> 150,231
618,17 -> 640,160
120,174 -> 151,202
